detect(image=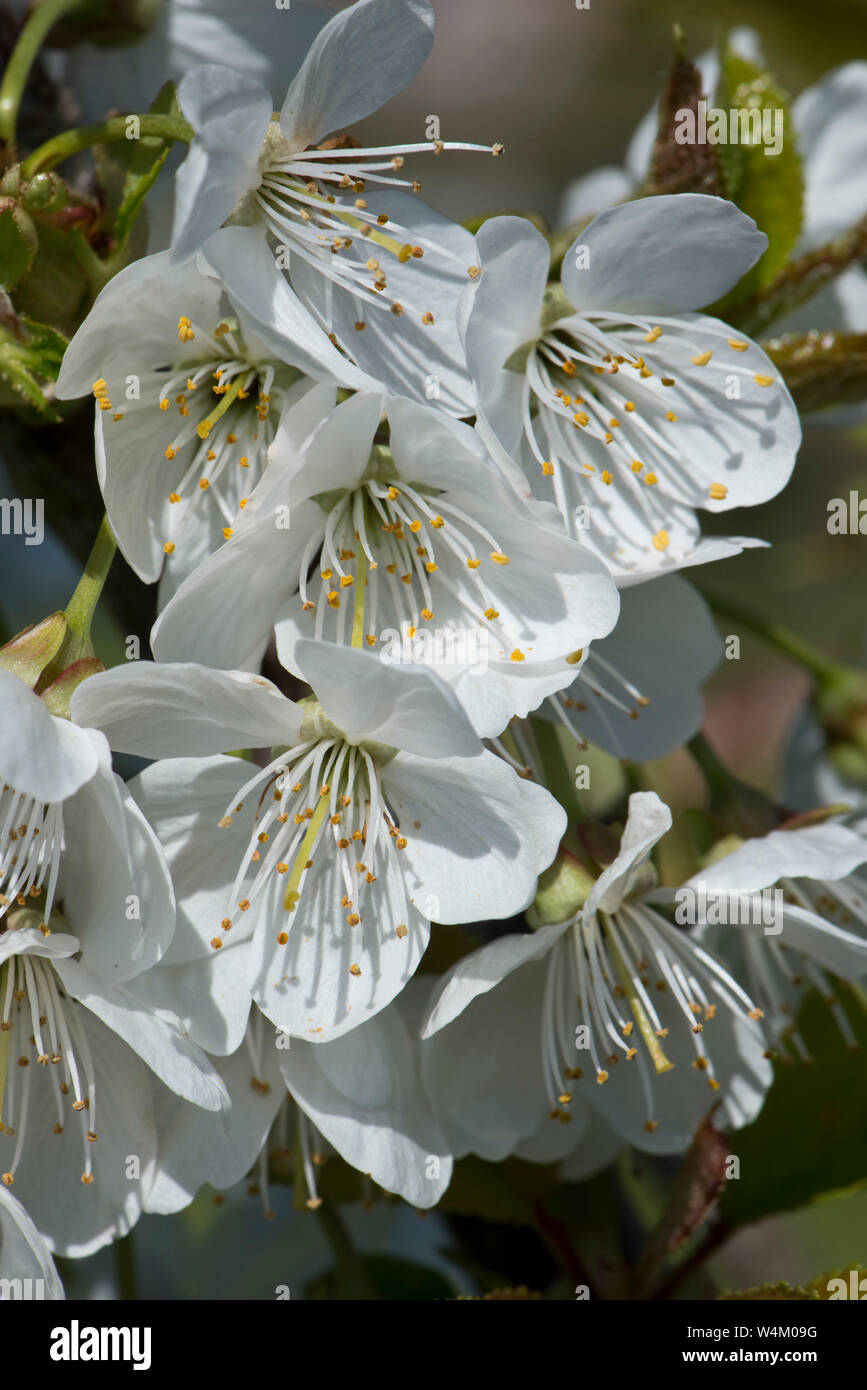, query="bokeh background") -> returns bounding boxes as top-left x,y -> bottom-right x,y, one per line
2,0 -> 866,1297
